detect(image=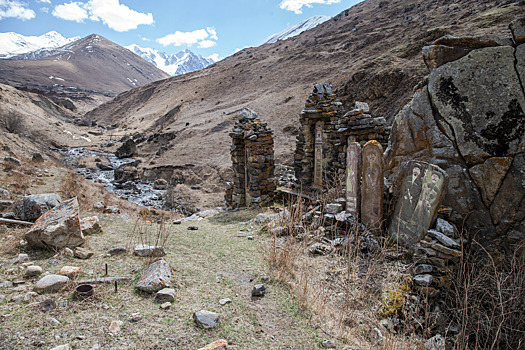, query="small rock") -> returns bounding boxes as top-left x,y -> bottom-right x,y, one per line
40,298 -> 56,312
155,288 -> 175,303
435,218 -> 456,238
424,334 -> 445,350
247,236 -> 254,240
0,281 -> 13,288
50,345 -> 71,350
108,320 -> 123,334
414,274 -> 434,287
130,312 -> 142,322
108,247 -> 126,256
34,275 -> 69,293
160,302 -> 172,310
251,284 -> 266,297
322,339 -> 336,348
25,265 -> 43,277
309,242 -> 333,255
93,202 -> 105,211
134,244 -> 166,257
80,216 -> 102,235
154,179 -> 168,190
219,298 -> 231,306
59,266 -> 82,278
193,310 -> 220,329
427,230 -> 461,249
3,156 -> 21,167
325,203 -> 343,214
74,247 -> 93,260
11,253 -> 29,264
63,248 -> 74,257
197,339 -> 228,350
103,206 -> 120,214
48,317 -> 61,326
187,226 -> 198,230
